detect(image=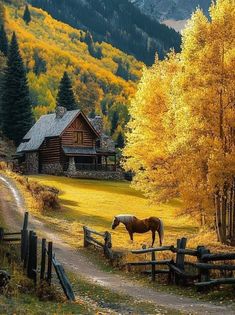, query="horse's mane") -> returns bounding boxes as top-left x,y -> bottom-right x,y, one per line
115,214 -> 136,224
